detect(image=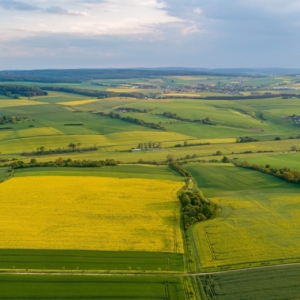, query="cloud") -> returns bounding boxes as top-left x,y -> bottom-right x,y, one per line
44,6 -> 89,17
0,0 -> 38,11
